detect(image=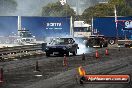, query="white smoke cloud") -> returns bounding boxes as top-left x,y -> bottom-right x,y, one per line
13,0 -> 56,16
0,0 -> 109,16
